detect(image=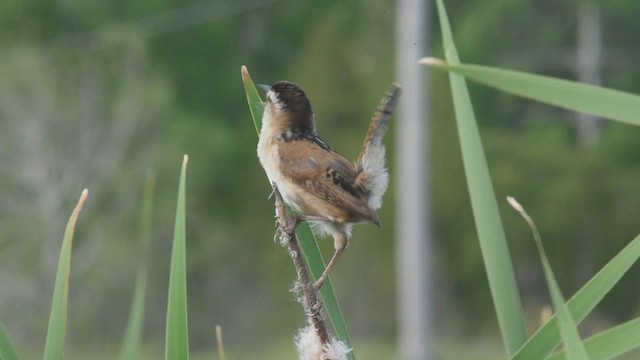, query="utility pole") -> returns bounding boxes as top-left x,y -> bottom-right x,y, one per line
575,1 -> 602,147
395,0 -> 433,359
